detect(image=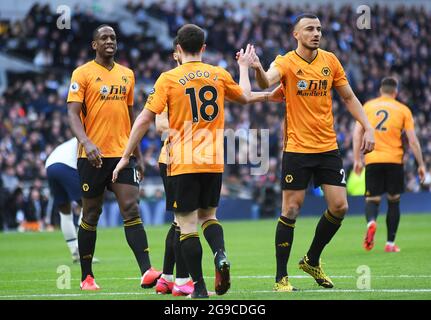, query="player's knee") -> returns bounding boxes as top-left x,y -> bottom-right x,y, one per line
387,194 -> 400,202
198,210 -> 216,224
176,213 -> 198,233
366,196 -> 381,204
122,200 -> 140,221
330,201 -> 348,216
199,217 -> 213,226
82,208 -> 102,225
